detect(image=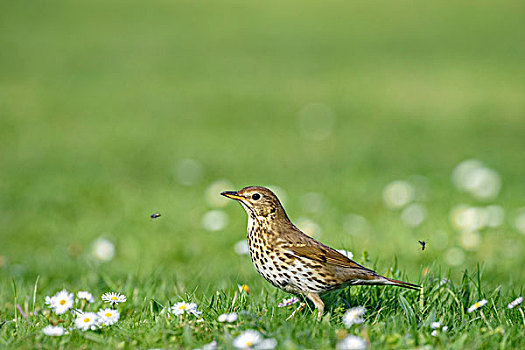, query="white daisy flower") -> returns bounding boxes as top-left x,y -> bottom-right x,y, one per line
170,301 -> 201,316
336,249 -> 354,259
74,312 -> 98,331
77,291 -> 94,303
48,290 -> 74,315
233,330 -> 262,349
45,295 -> 55,306
97,308 -> 120,326
430,322 -> 448,336
336,335 -> 367,350
342,306 -> 366,328
467,299 -> 488,313
238,284 -> 250,294
42,325 -> 64,336
218,312 -> 238,323
101,292 -> 127,306
255,338 -> 277,350
507,296 -> 523,309
196,340 -> 218,350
